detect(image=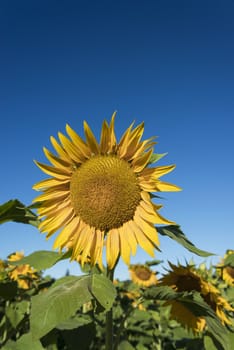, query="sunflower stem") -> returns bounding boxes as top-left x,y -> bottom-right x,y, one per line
105,267 -> 115,350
